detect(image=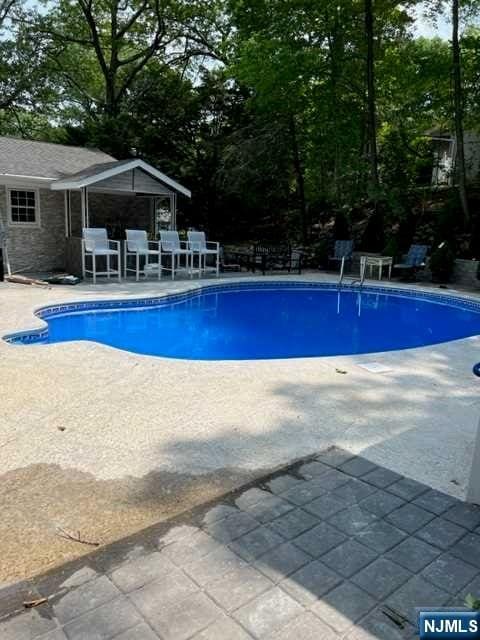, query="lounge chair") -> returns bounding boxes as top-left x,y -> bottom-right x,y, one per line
124,230 -> 161,281
159,230 -> 194,280
187,230 -> 220,277
394,244 -> 429,280
329,240 -> 354,271
82,228 -> 121,284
